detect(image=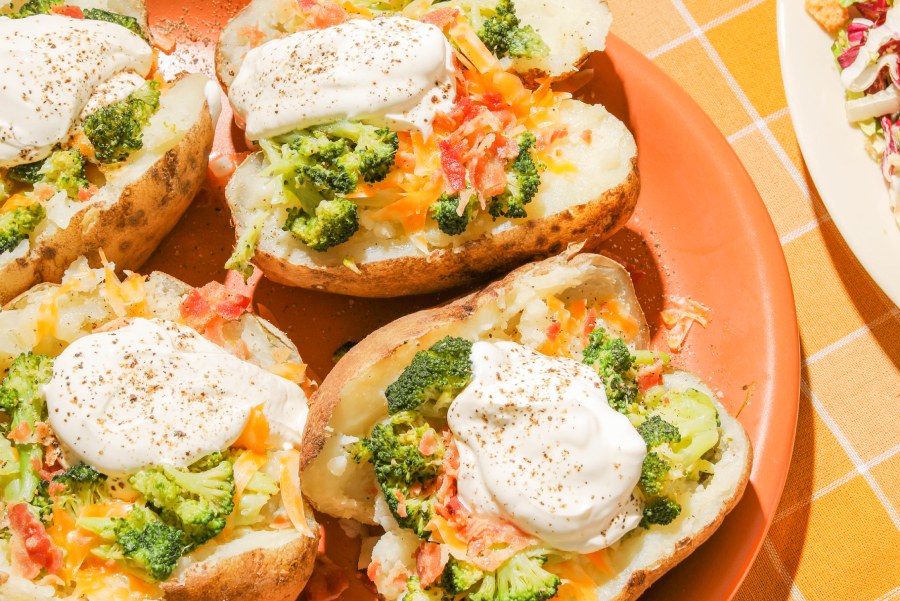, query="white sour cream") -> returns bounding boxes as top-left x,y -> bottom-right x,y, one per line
447,341 -> 647,553
229,16 -> 456,140
0,15 -> 153,167
44,318 -> 309,477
